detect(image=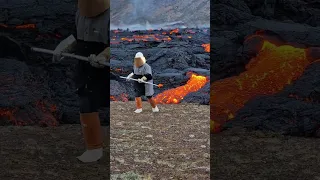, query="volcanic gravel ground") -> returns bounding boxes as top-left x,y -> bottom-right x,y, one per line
211,128 -> 320,180
110,101 -> 210,179
0,125 -> 109,180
